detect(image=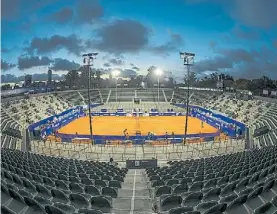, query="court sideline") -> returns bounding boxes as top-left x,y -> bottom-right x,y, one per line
112,169 -> 154,214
